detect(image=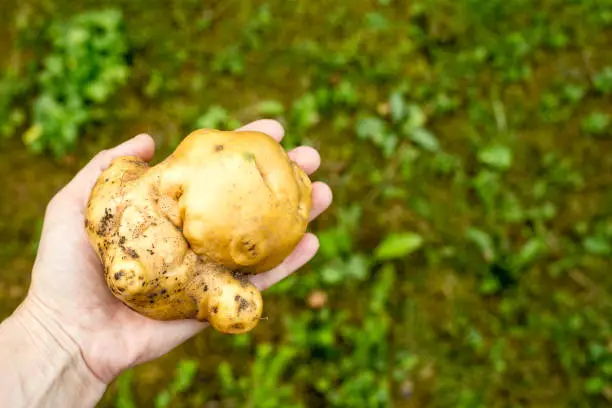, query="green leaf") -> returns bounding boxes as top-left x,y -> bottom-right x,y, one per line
22,124 -> 43,147
356,116 -> 397,156
370,263 -> 396,312
257,100 -> 285,116
389,91 -> 405,122
374,232 -> 424,260
403,104 -> 427,130
154,390 -> 171,408
466,227 -> 496,262
594,67 -> 612,95
365,12 -> 390,31
321,264 -> 345,285
194,105 -> 238,130
356,117 -> 387,141
218,362 -> 235,393
581,112 -> 610,135
479,275 -> 501,295
562,84 -> 586,104
116,370 -> 137,408
173,359 -> 199,392
346,254 -> 370,280
212,45 -> 245,75
547,28 -> 569,49
478,145 -> 513,170
583,236 -> 611,256
233,332 -> 252,348
473,170 -> 501,210
513,238 -> 546,270
585,376 -> 605,394
501,191 -> 524,223
291,93 -> 320,132
409,128 -> 440,152
588,343 -> 607,361
333,80 -> 359,107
